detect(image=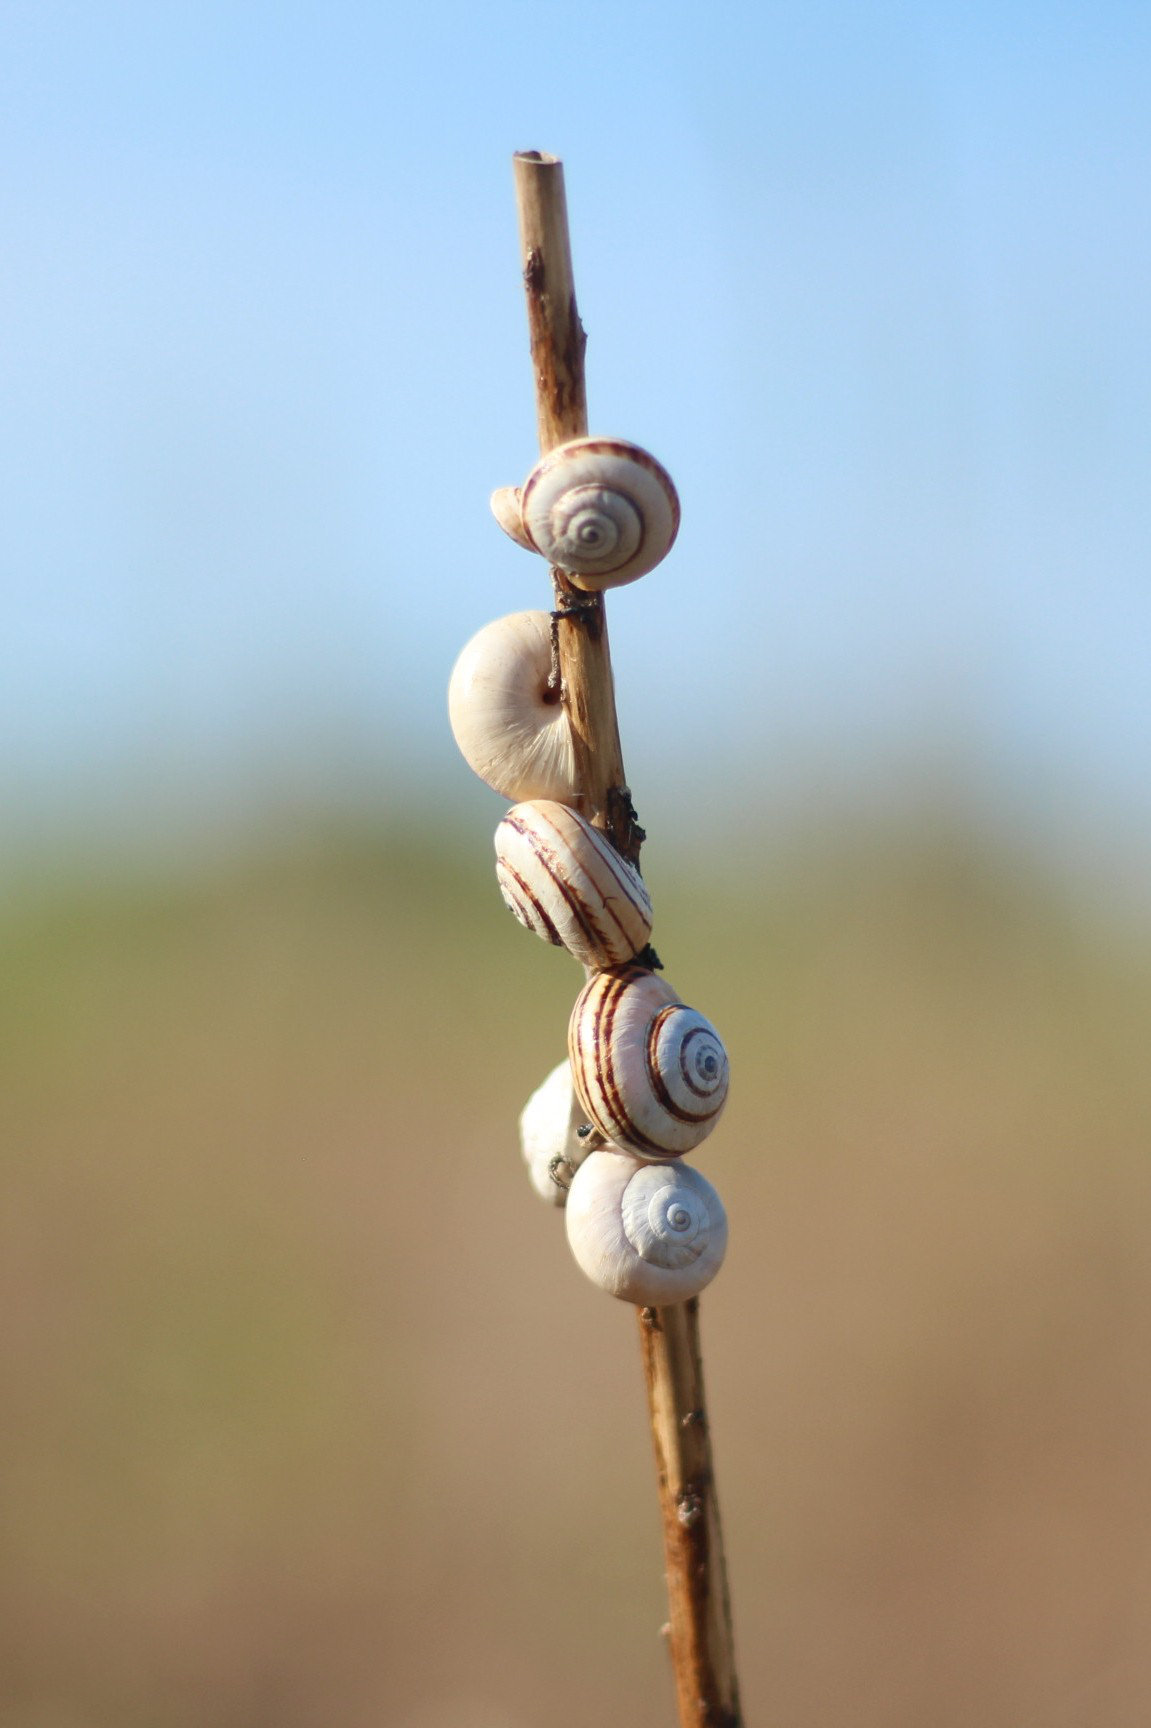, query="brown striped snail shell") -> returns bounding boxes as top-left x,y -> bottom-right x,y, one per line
519,1059 -> 596,1206
495,800 -> 653,969
567,964 -> 729,1160
498,437 -> 679,591
565,1148 -> 728,1304
447,610 -> 578,802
